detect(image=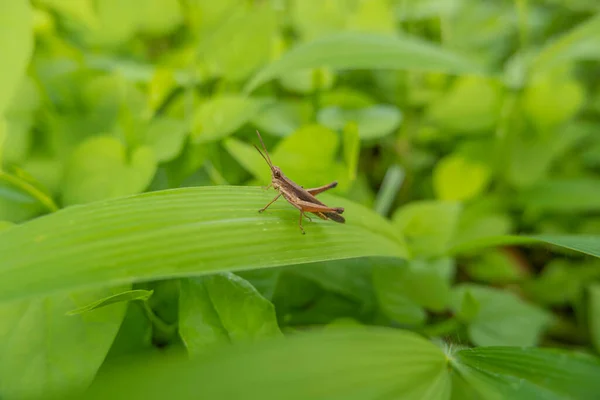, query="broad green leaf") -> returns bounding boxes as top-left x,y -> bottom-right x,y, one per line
456,289 -> 480,322
191,96 -> 268,143
136,0 -> 183,36
464,250 -> 527,284
426,76 -> 502,134
0,221 -> 13,232
37,0 -> 98,27
279,68 -> 336,94
0,186 -> 406,303
531,13 -> 600,74
251,101 -> 312,137
374,258 -> 454,325
393,200 -> 461,258
201,6 -> 277,81
245,32 -> 486,93
588,284 -> 600,352
453,198 -> 513,245
179,278 -> 229,355
103,300 -> 152,361
451,284 -> 551,346
0,286 -> 128,399
345,0 -> 396,34
3,76 -> 40,165
451,234 -> 600,258
179,273 -> 281,356
288,258 -> 374,304
67,289 -> 153,315
452,346 -> 600,399
85,0 -> 141,44
317,105 -> 403,140
523,73 -> 585,129
84,327 -> 450,400
62,136 -> 157,206
517,179 -> 600,213
0,0 -> 33,117
144,117 -> 188,162
505,126 -> 590,187
433,154 -> 491,201
523,260 -> 600,306
290,0 -> 349,40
